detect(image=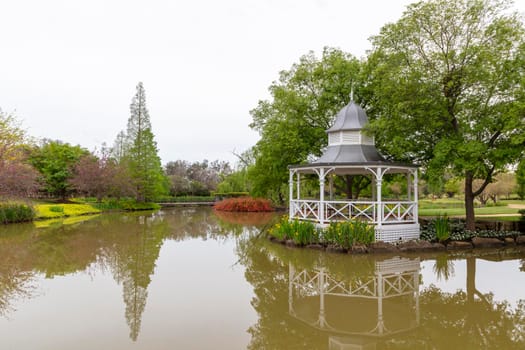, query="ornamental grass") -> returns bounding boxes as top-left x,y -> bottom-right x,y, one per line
268,219 -> 319,245
213,197 -> 274,212
0,202 -> 35,224
268,217 -> 375,247
324,221 -> 375,249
